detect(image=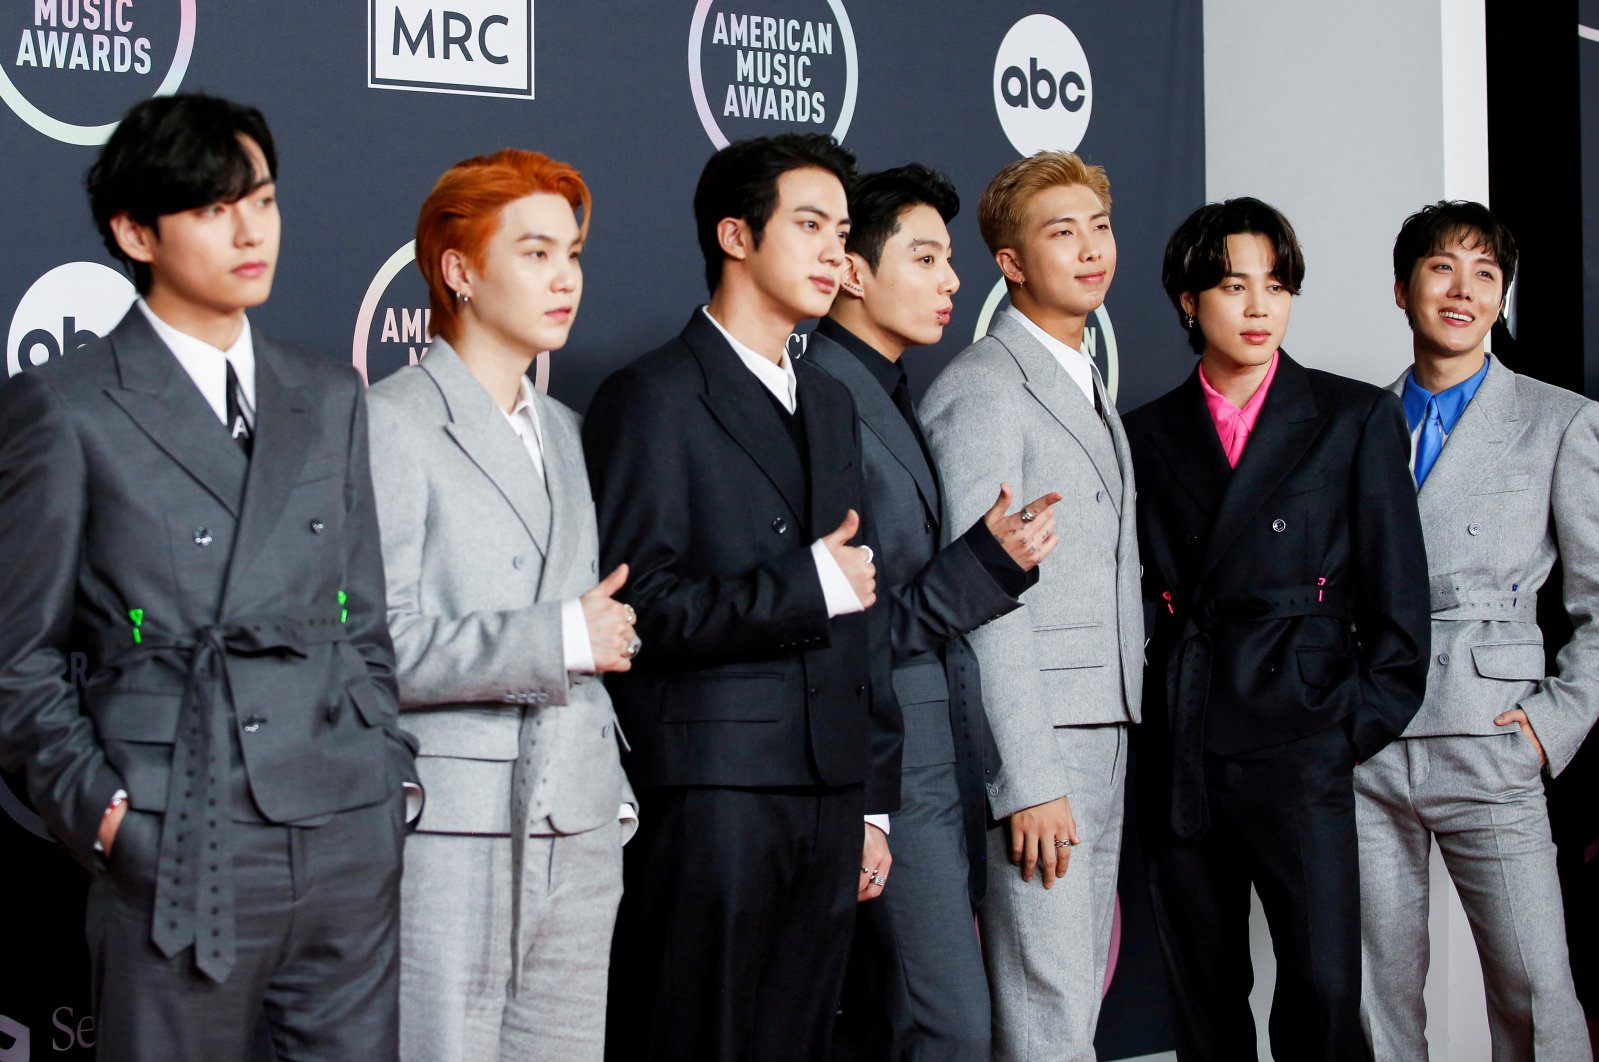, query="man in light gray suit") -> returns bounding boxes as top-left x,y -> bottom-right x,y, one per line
921,151 -> 1143,1062
1358,201 -> 1599,1061
809,165 -> 1060,1061
366,150 -> 637,1062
